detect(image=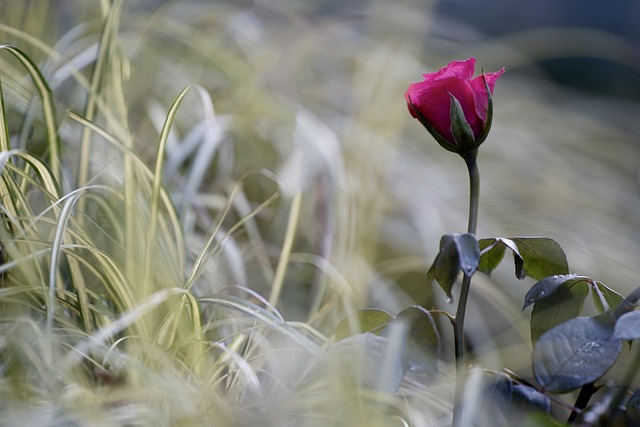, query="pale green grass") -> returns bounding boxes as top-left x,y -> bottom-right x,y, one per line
0,0 -> 638,426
